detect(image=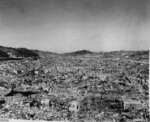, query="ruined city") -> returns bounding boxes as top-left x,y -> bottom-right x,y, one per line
0,46 -> 149,122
